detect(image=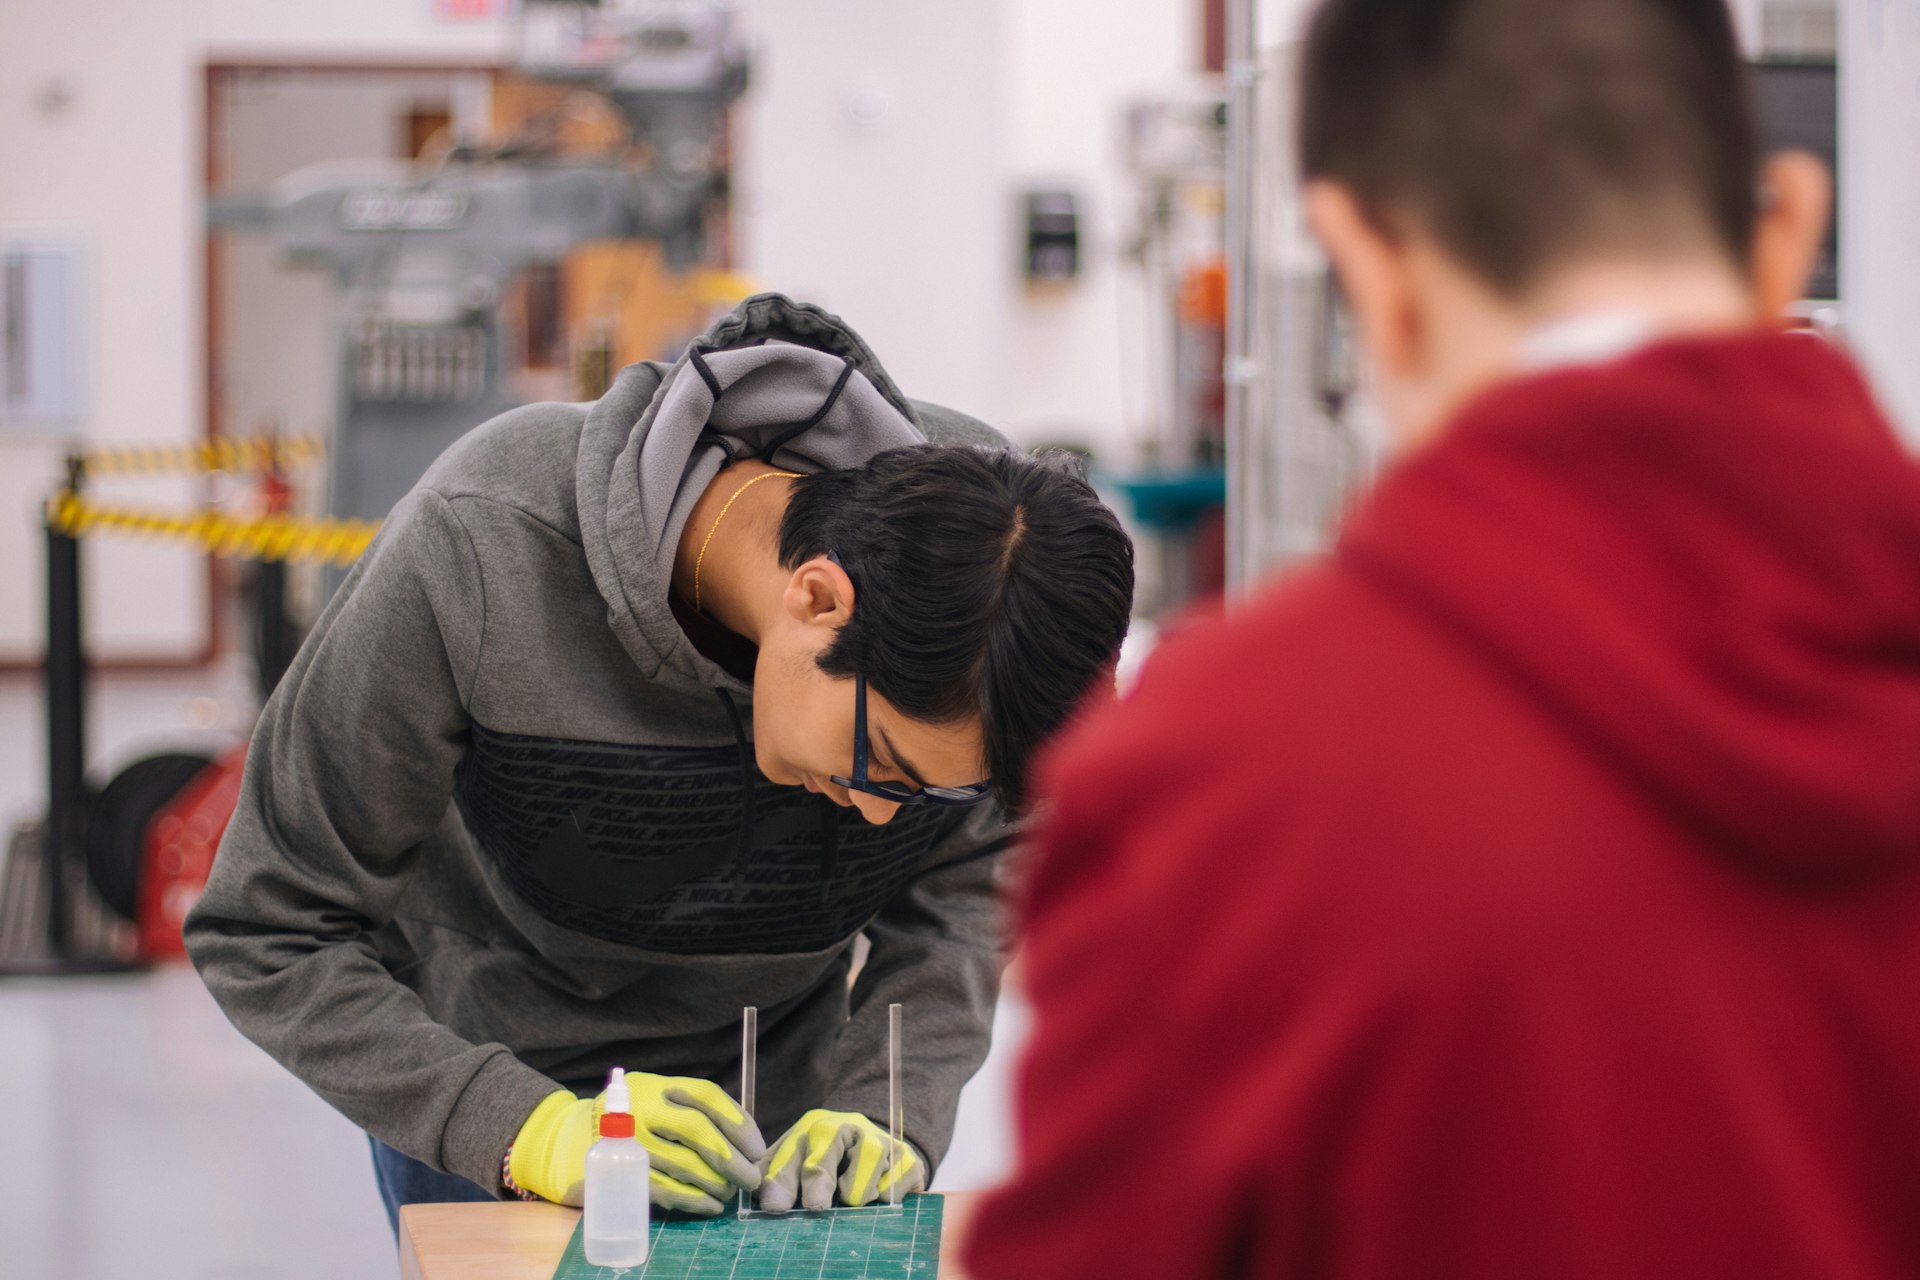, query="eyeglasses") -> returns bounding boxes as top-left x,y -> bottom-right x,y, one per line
829,672 -> 993,808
